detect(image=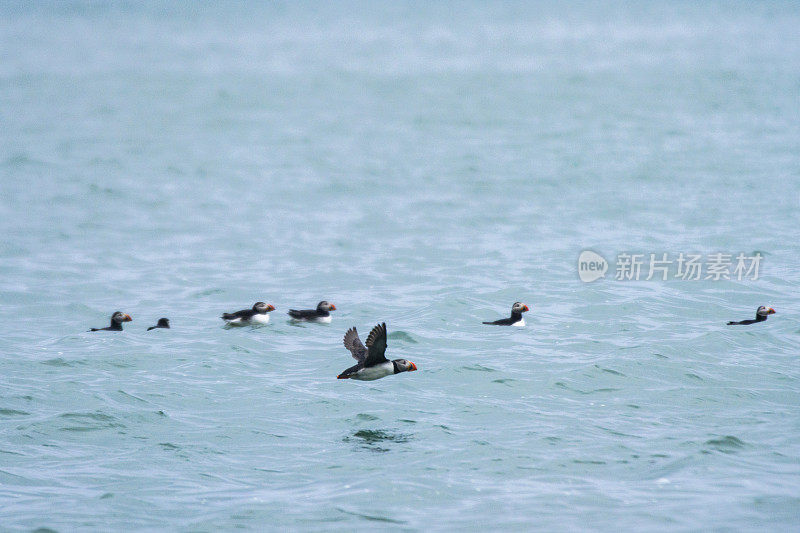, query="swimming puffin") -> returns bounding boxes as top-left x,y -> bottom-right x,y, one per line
221,302 -> 276,326
89,311 -> 132,332
482,302 -> 529,327
147,318 -> 170,331
288,301 -> 337,323
337,322 -> 417,381
727,306 -> 775,325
